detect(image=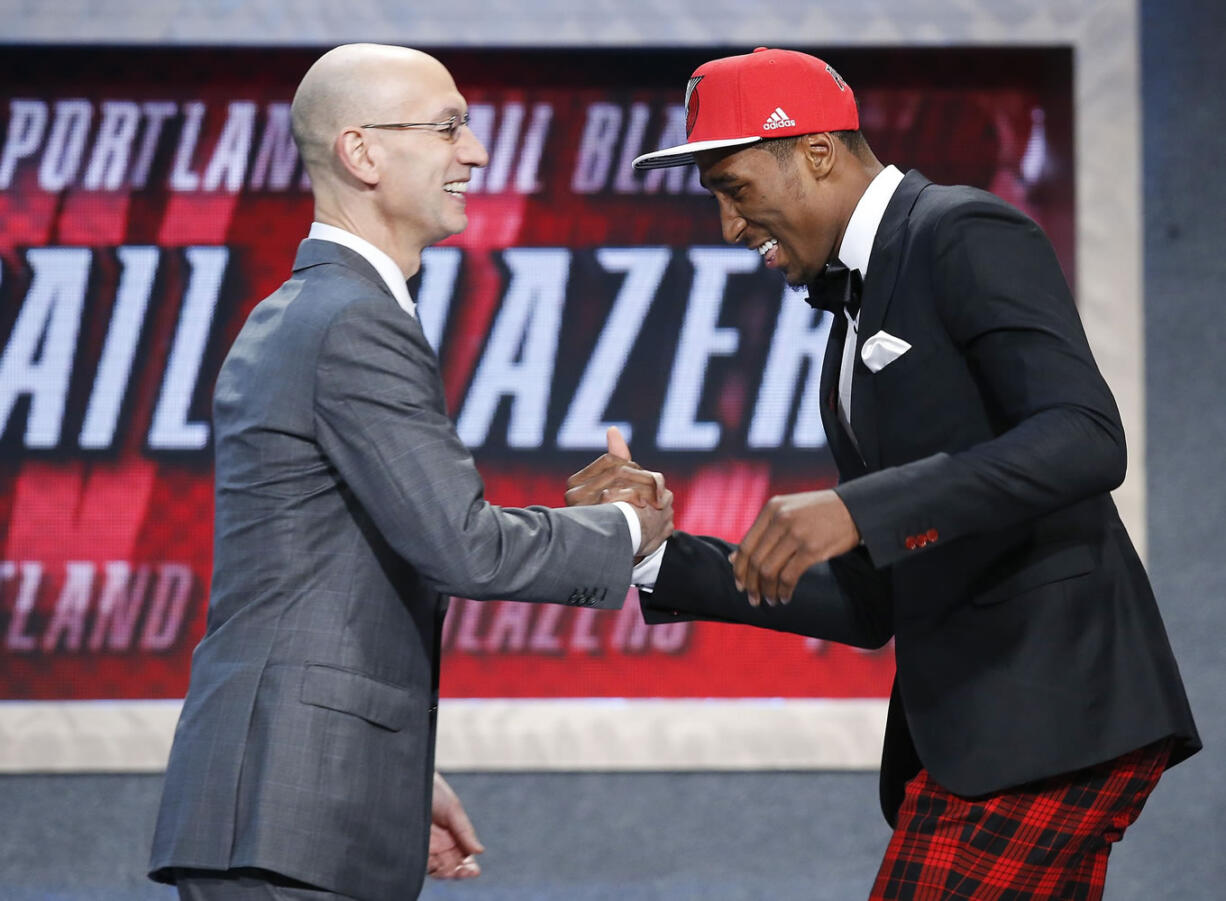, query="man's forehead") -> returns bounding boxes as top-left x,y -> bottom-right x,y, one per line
405,78 -> 466,115
368,80 -> 467,122
375,55 -> 461,104
396,97 -> 466,119
696,145 -> 763,189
